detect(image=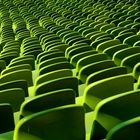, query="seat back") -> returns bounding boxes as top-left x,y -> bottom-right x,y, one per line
106,116 -> 140,140
20,89 -> 75,117
14,105 -> 85,140
84,74 -> 134,111
91,90 -> 140,139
